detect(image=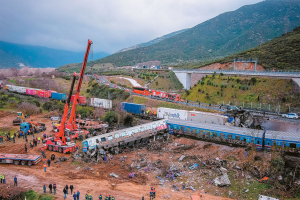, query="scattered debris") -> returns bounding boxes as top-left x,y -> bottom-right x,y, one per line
258,194 -> 279,200
110,173 -> 119,178
178,155 -> 185,161
54,156 -> 68,163
213,173 -> 231,187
